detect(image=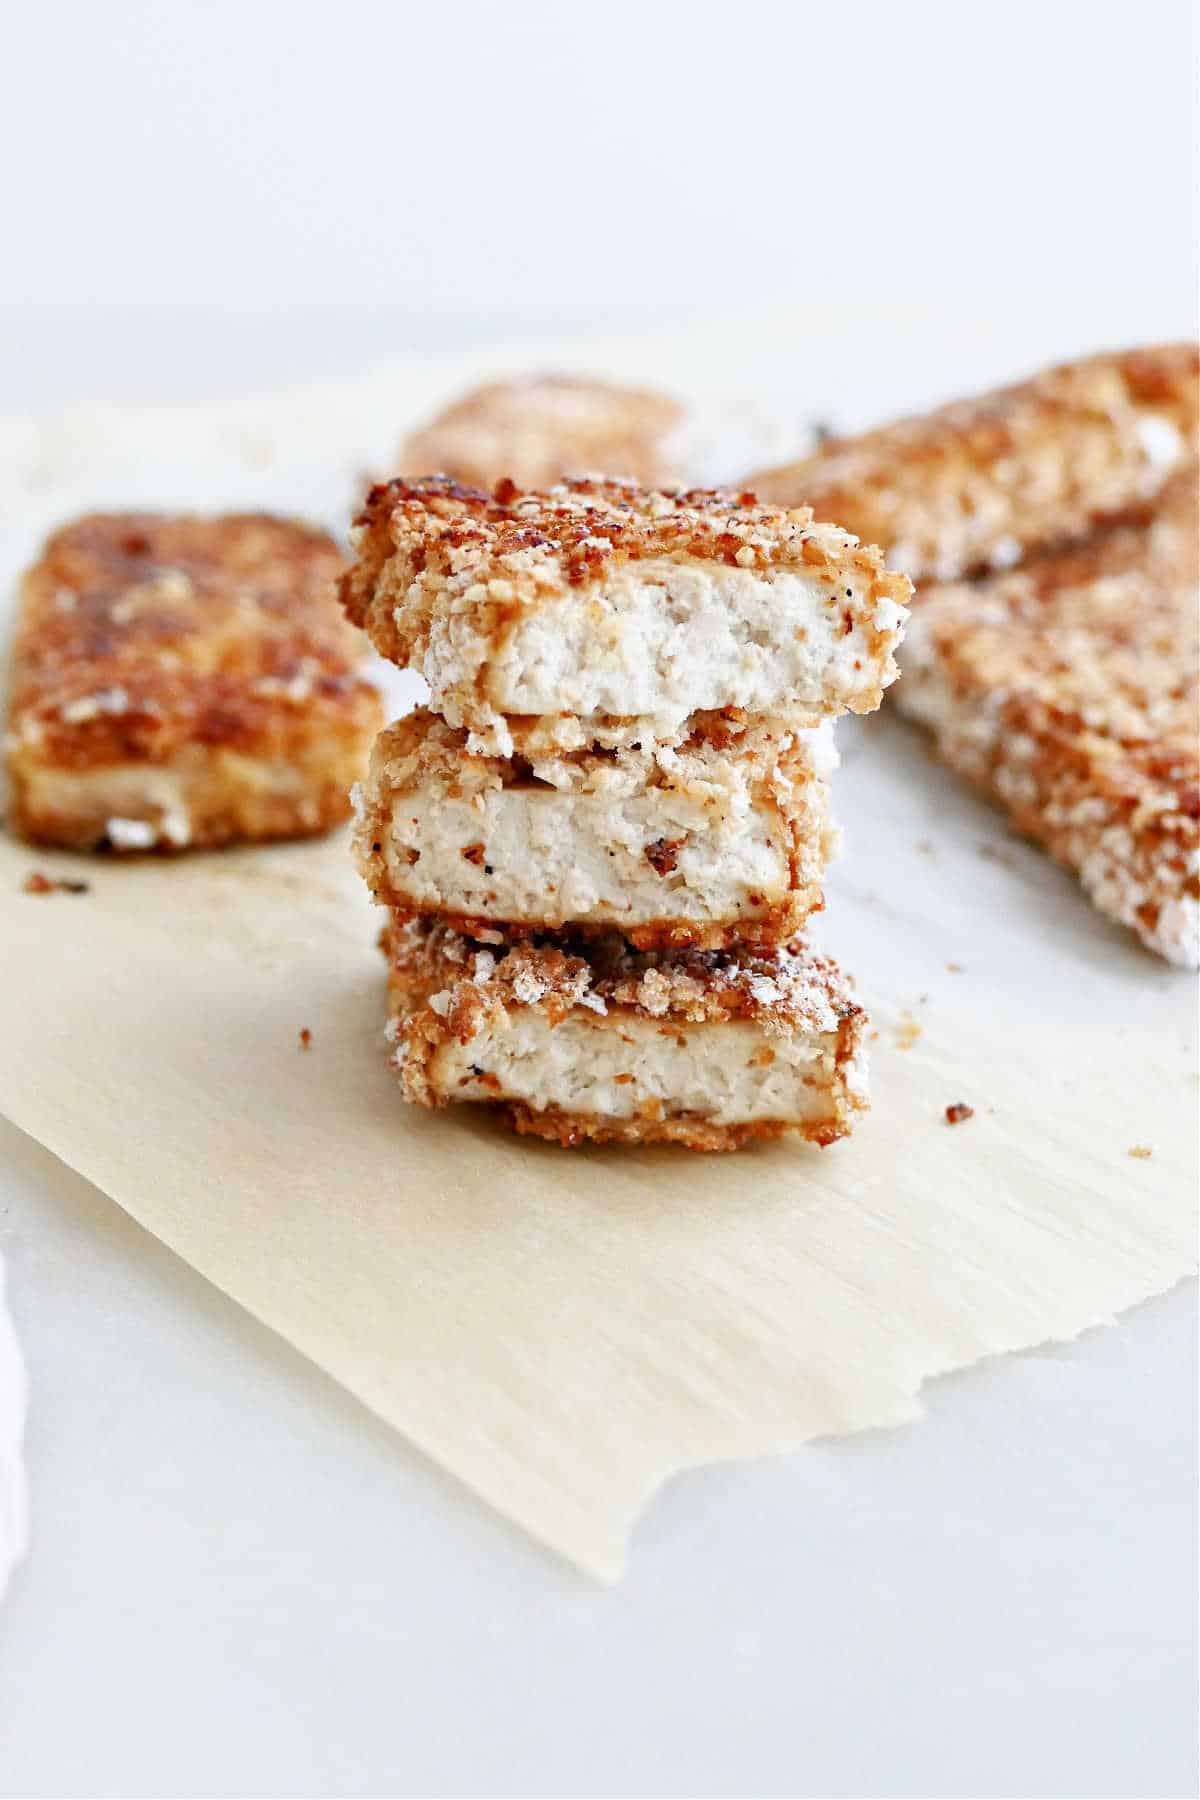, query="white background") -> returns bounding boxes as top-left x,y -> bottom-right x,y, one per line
0,4 -> 1197,1797
1,0 -> 1196,406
